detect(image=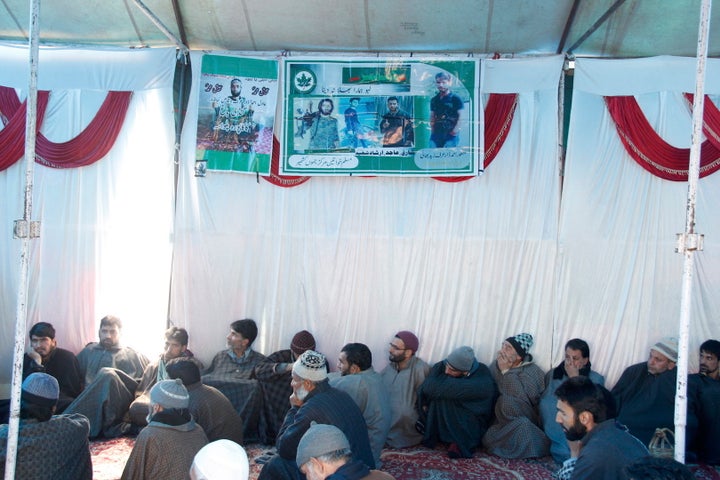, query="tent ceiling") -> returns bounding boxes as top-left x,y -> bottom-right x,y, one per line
0,0 -> 718,57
